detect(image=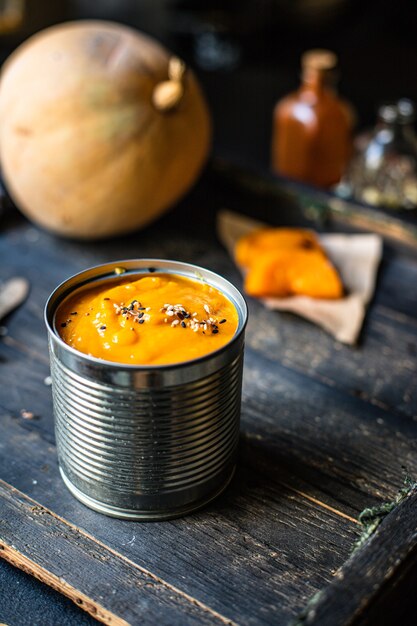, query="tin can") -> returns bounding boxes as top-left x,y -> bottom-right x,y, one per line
45,260 -> 247,520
